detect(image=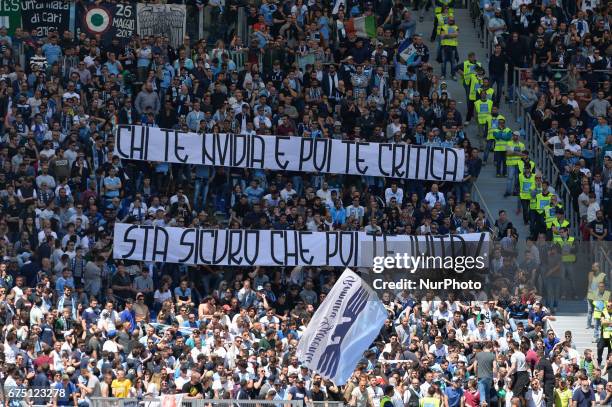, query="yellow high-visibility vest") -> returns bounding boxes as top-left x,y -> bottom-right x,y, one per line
469,76 -> 483,101
535,192 -> 552,214
518,159 -> 536,174
551,218 -> 570,238
475,99 -> 493,125
436,12 -> 453,34
601,309 -> 612,338
592,293 -> 610,320
530,186 -> 543,210
553,235 -> 576,263
434,0 -> 453,15
440,24 -> 459,47
518,173 -> 535,200
543,204 -> 563,229
463,59 -> 482,85
493,128 -> 512,151
487,114 -> 505,140
506,141 -> 525,166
